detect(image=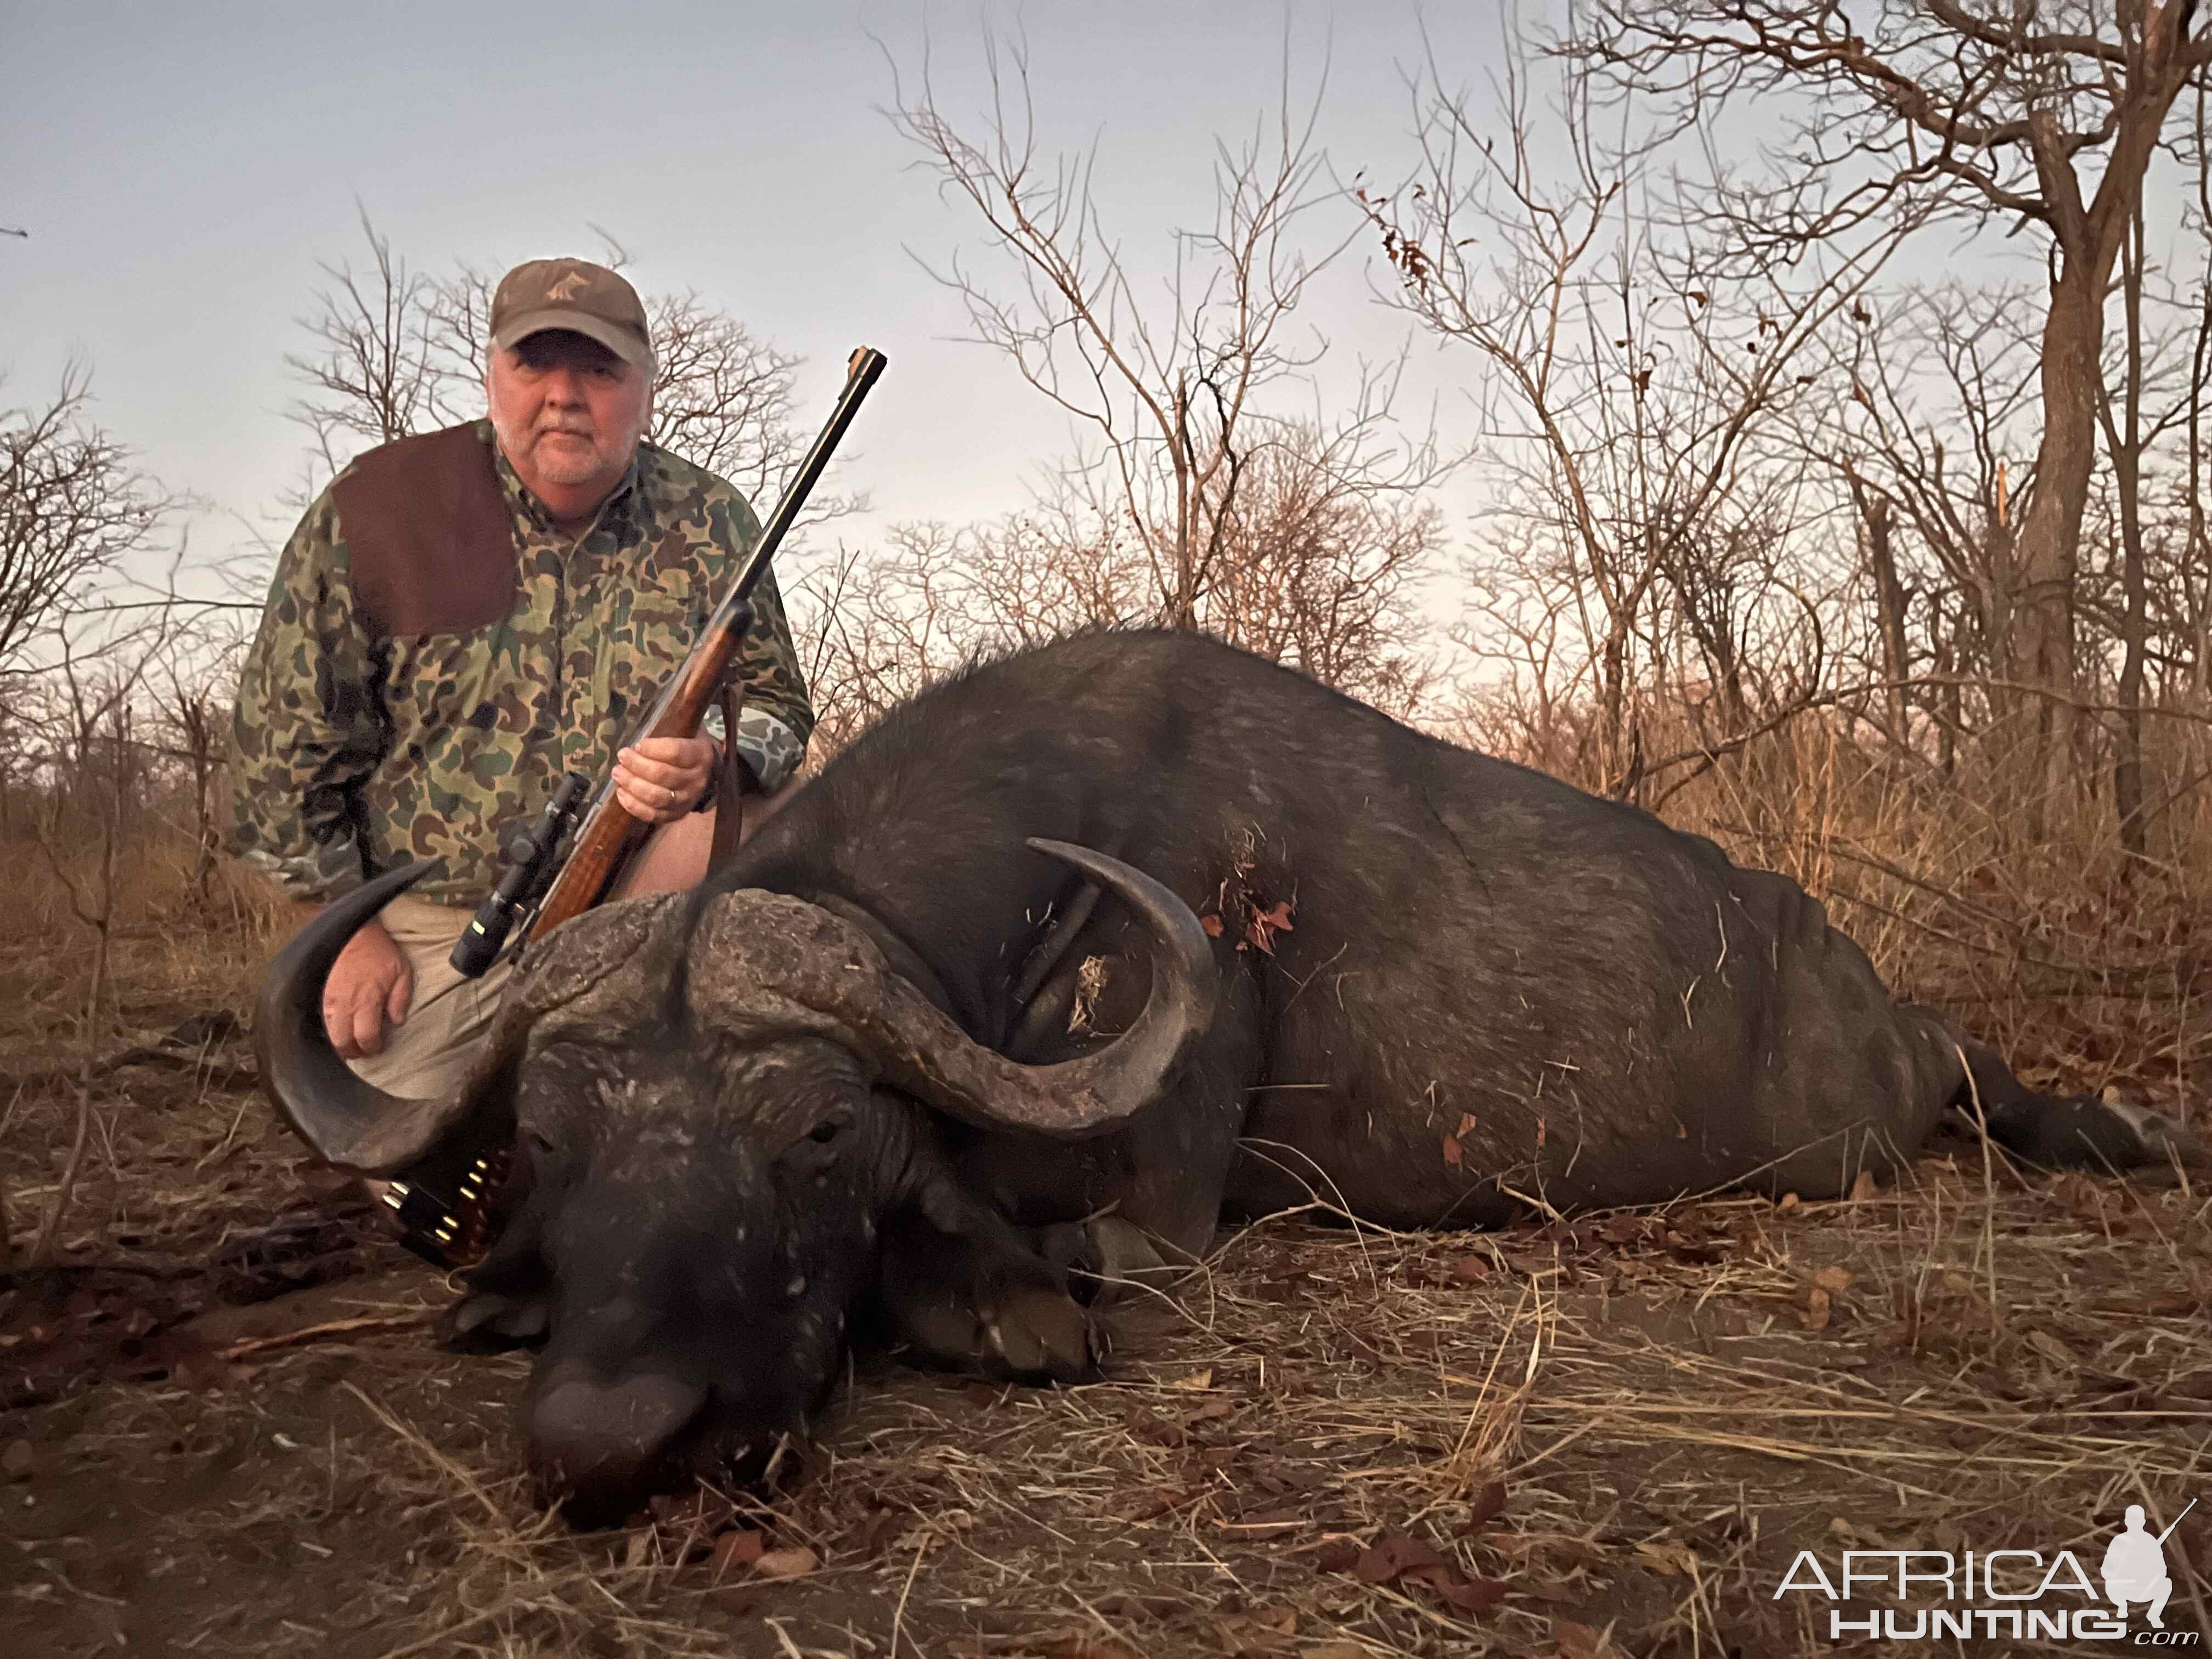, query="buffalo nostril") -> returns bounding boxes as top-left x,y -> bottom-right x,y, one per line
527,1367 -> 707,1513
